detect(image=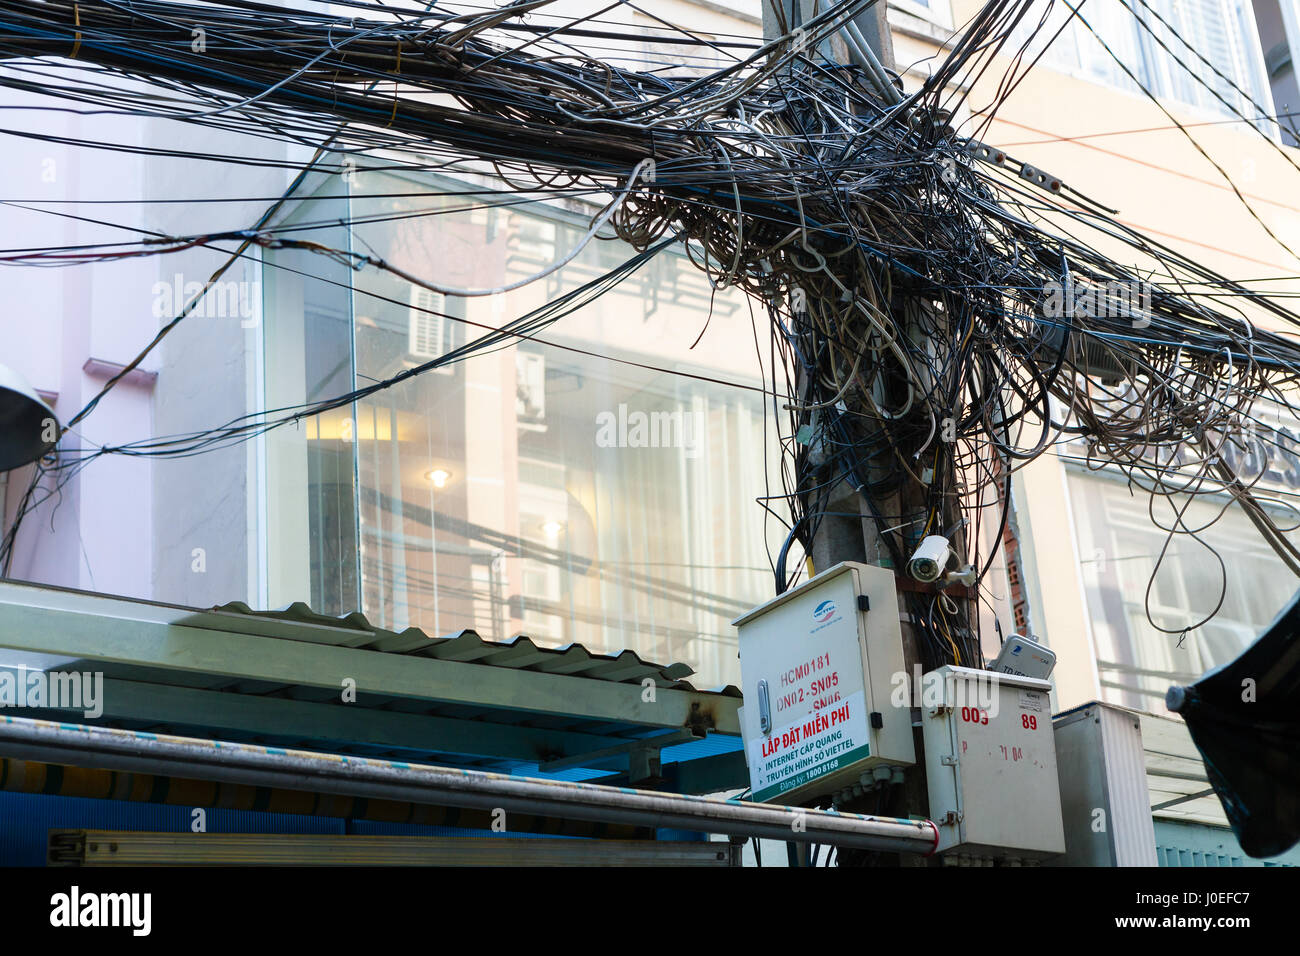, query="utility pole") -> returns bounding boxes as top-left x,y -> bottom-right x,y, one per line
762,0 -> 904,578
761,0 -> 971,864
762,0 -> 895,75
